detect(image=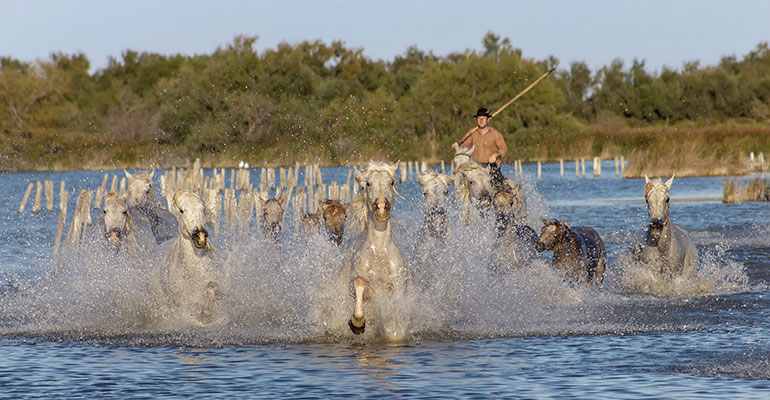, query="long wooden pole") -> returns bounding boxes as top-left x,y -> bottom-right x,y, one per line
448,67 -> 555,153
